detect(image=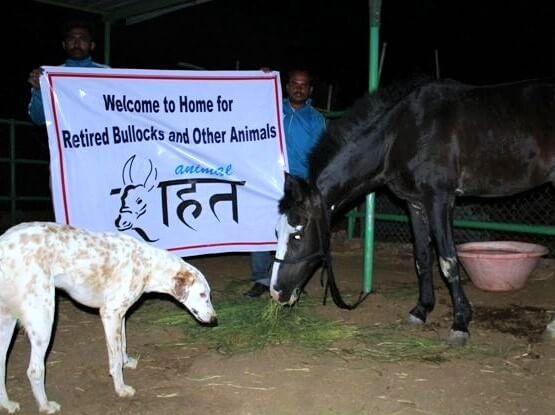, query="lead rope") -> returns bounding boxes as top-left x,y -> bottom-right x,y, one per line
320,249 -> 371,309
318,206 -> 371,310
